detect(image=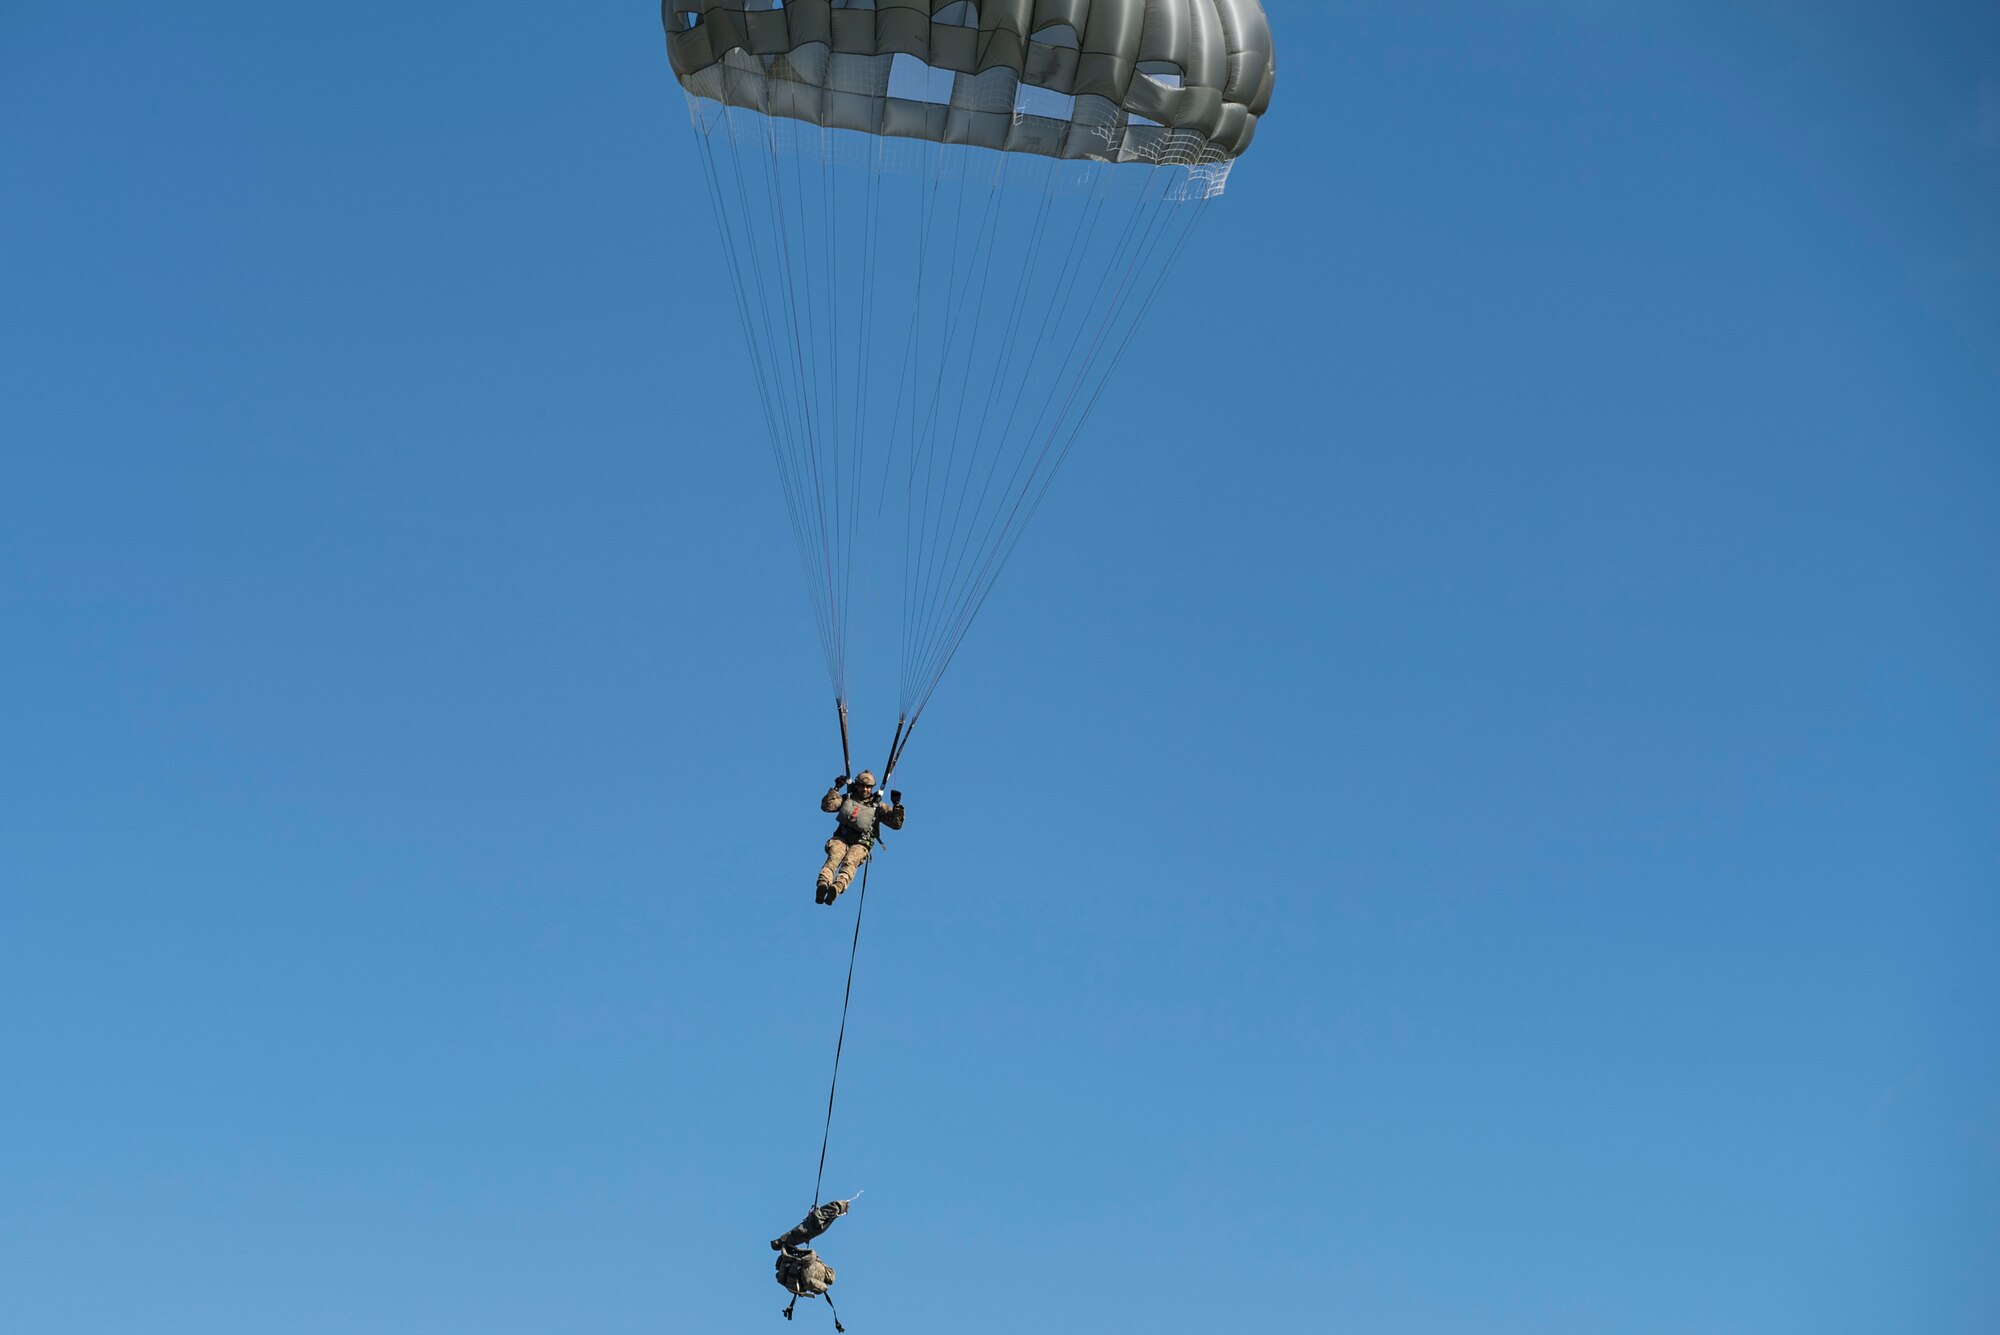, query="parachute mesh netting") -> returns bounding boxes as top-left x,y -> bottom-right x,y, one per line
668,0 -> 1275,768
